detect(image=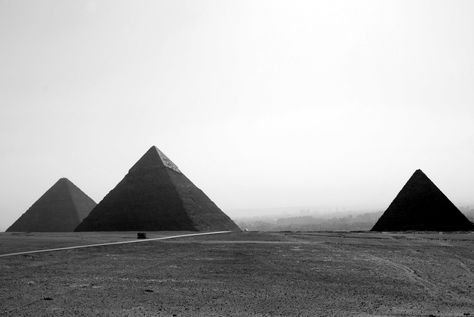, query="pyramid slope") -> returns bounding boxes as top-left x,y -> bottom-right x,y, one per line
167,172 -> 240,231
75,146 -> 240,232
372,170 -> 474,231
6,178 -> 96,232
